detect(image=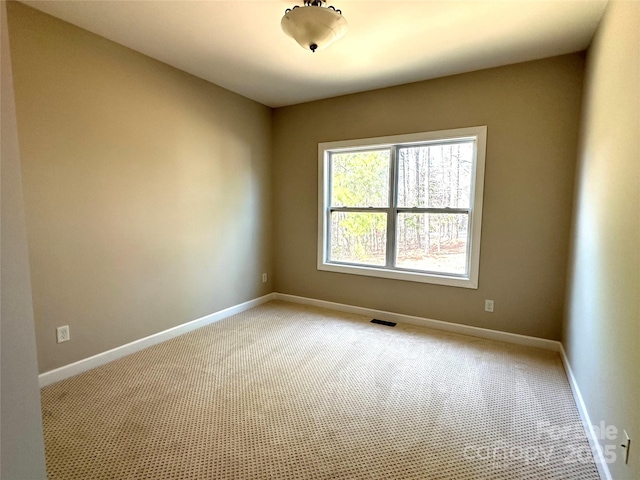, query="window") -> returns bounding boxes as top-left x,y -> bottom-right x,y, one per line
318,126 -> 487,288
